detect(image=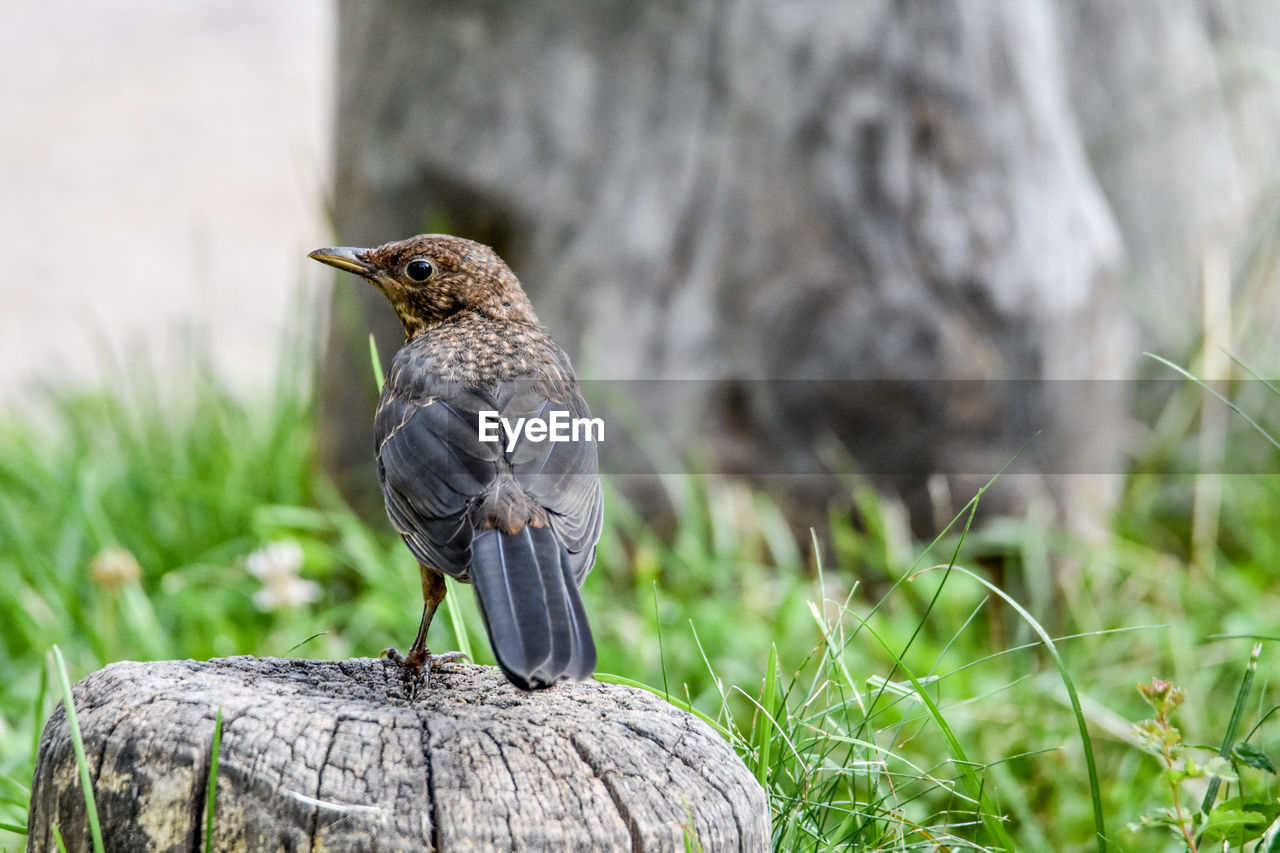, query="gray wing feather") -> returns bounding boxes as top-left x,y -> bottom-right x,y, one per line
374,346 -> 602,585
